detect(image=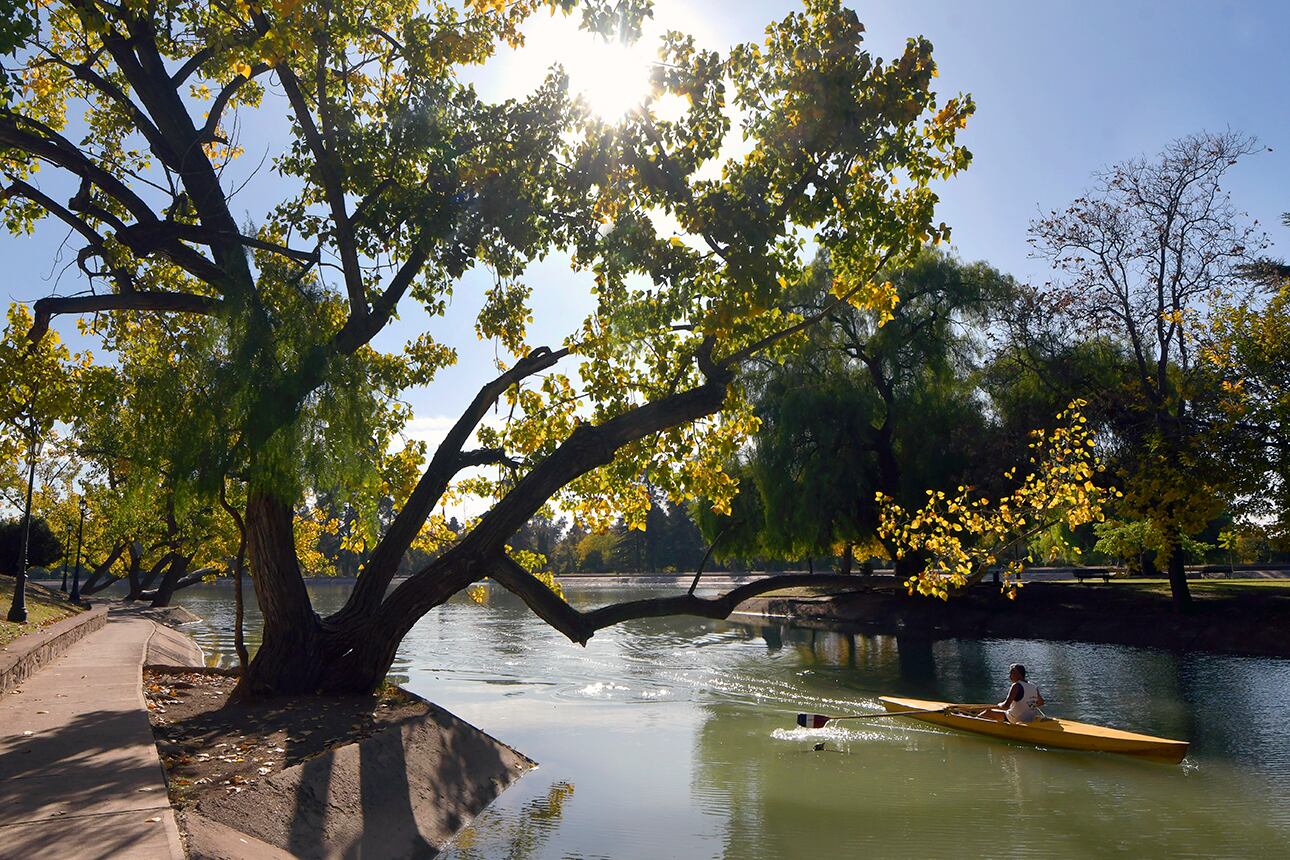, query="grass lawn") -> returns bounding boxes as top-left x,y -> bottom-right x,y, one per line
1048,578 -> 1290,596
0,581 -> 85,646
